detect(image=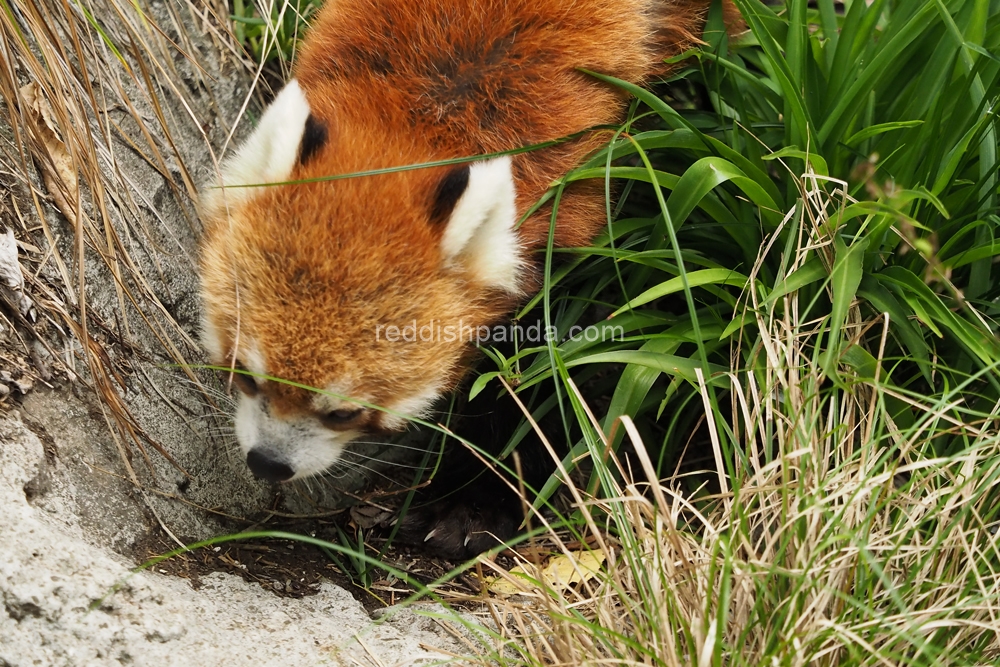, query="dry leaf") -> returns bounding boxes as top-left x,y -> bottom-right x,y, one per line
349,503 -> 394,530
487,549 -> 607,596
20,83 -> 79,223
